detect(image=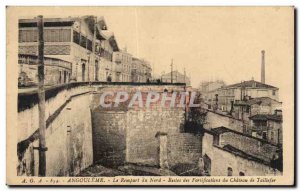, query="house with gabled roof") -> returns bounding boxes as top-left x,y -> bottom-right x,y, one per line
216,79 -> 279,112
201,126 -> 282,176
